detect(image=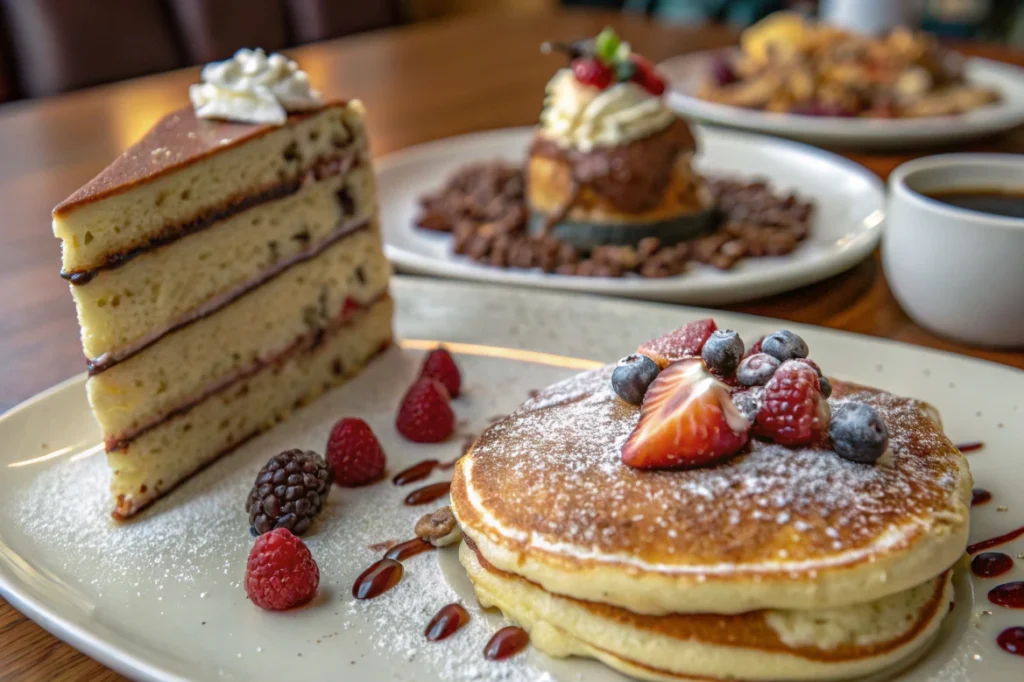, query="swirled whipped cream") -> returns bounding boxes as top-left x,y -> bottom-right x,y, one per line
189,48 -> 323,125
539,68 -> 676,152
